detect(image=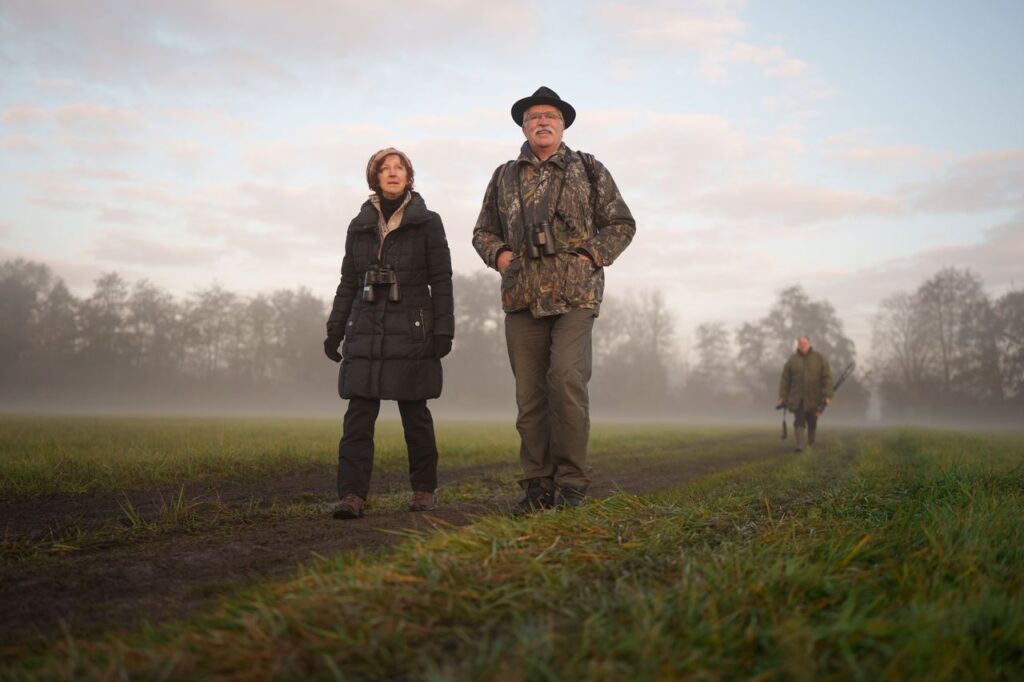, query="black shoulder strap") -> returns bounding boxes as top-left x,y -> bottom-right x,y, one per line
575,151 -> 599,216
497,160 -> 517,190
